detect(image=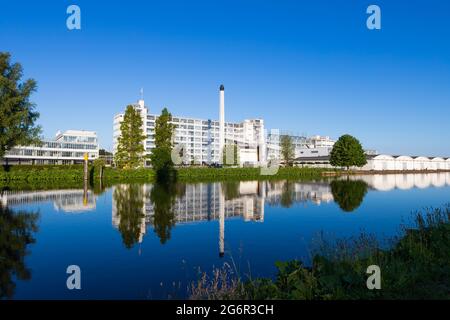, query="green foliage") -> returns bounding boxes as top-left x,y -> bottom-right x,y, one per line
150,108 -> 176,182
114,105 -> 147,169
177,167 -> 330,182
0,164 -> 85,182
330,134 -> 367,169
93,158 -> 106,169
0,165 -> 333,187
280,135 -> 295,166
222,143 -> 240,166
0,204 -> 39,298
192,206 -> 450,300
330,179 -> 368,212
0,52 -> 42,157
